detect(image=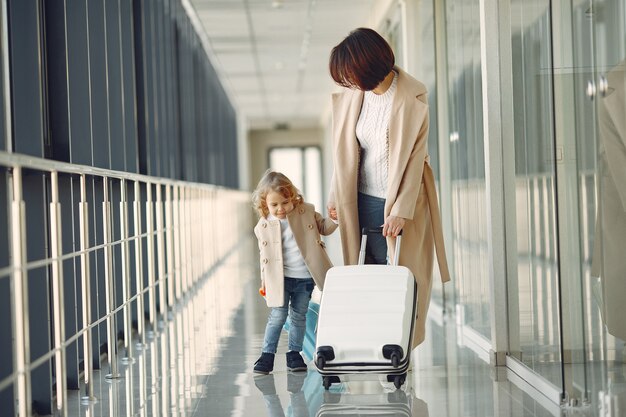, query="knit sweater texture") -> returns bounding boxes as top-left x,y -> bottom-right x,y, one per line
355,71 -> 398,198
